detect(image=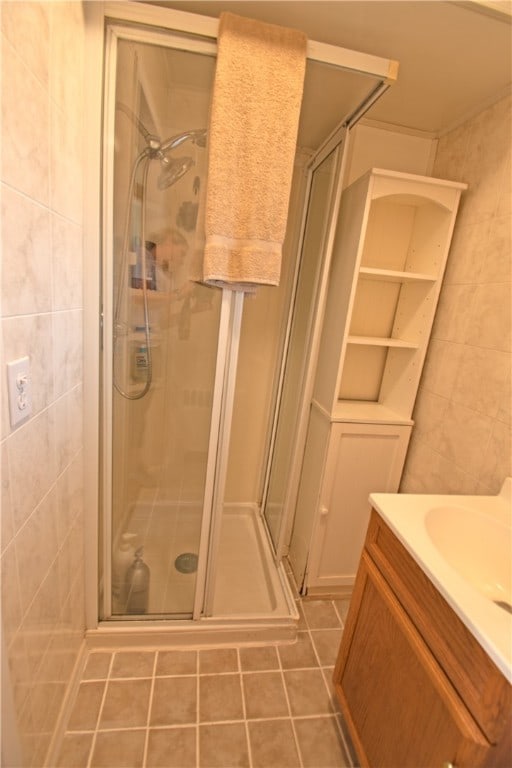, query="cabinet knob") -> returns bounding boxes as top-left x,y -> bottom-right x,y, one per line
319,505 -> 329,517
442,762 -> 455,768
